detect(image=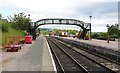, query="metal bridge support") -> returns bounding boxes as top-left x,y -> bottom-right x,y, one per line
29,28 -> 37,40
78,29 -> 88,39
27,22 -> 37,40
78,23 -> 91,40
90,23 -> 92,40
